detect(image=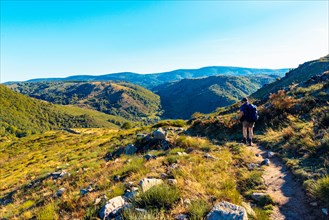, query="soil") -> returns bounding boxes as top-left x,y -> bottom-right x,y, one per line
250,144 -> 326,220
